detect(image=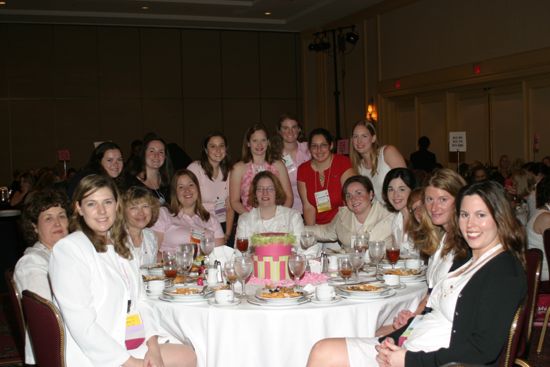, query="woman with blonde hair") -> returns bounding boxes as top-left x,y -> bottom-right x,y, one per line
49,174 -> 196,367
350,121 -> 406,203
